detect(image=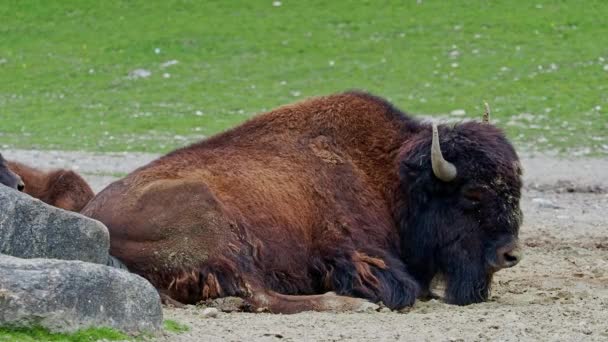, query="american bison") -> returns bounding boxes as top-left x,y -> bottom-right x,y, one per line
6,160 -> 94,212
82,91 -> 523,313
0,153 -> 25,191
